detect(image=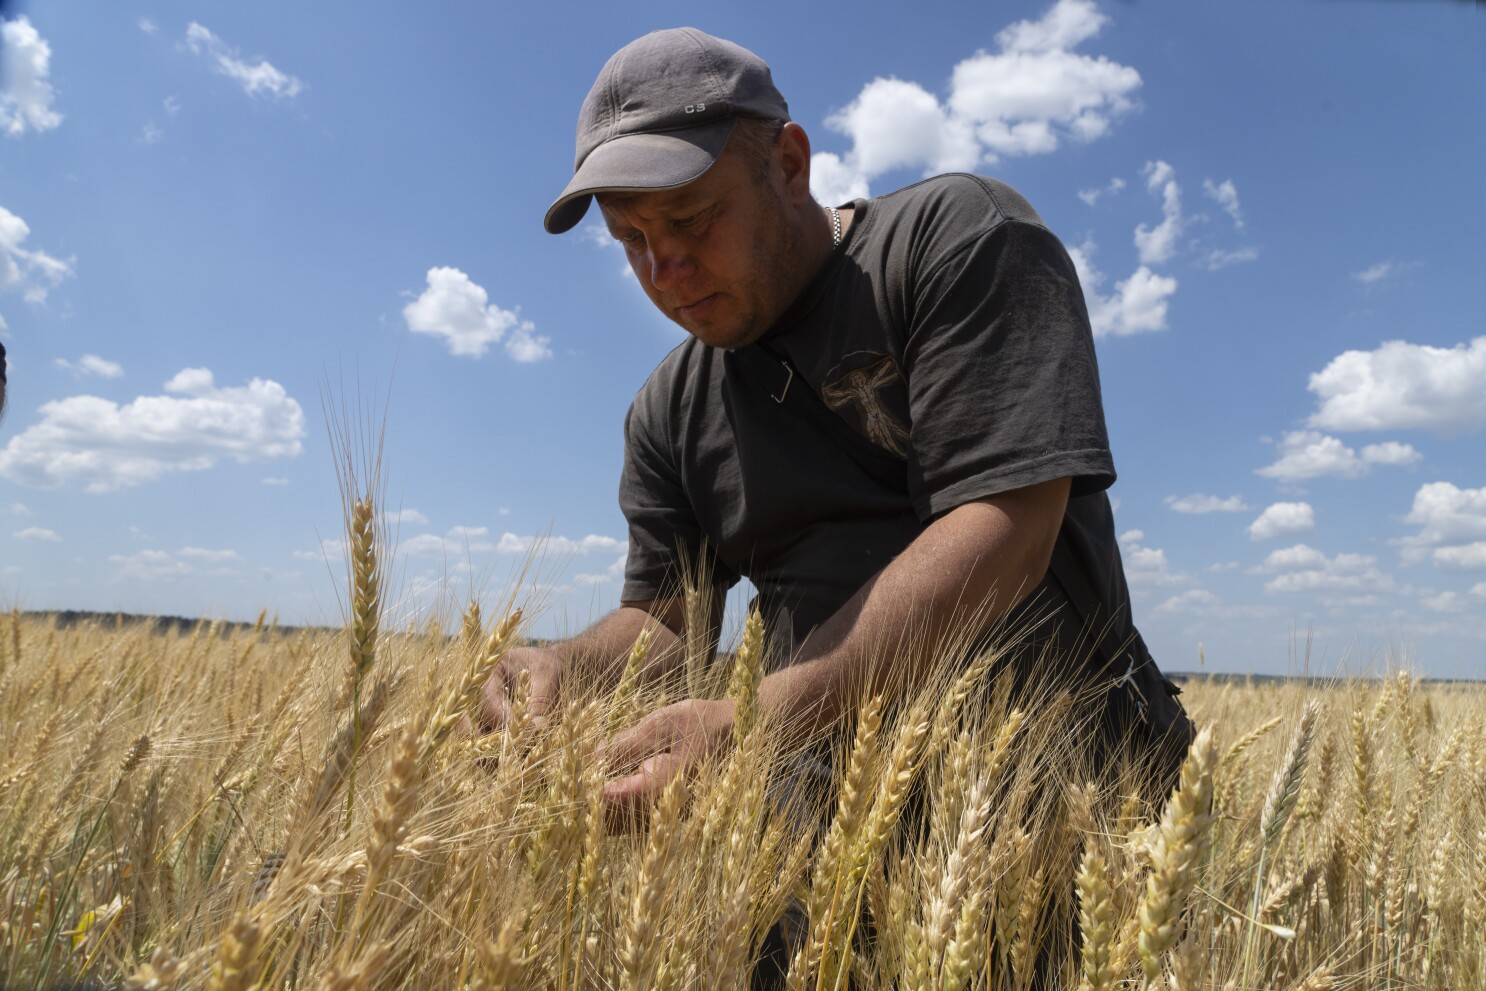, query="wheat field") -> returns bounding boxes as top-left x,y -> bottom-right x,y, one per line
2,597 -> 1474,991
1,512 -> 1483,990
